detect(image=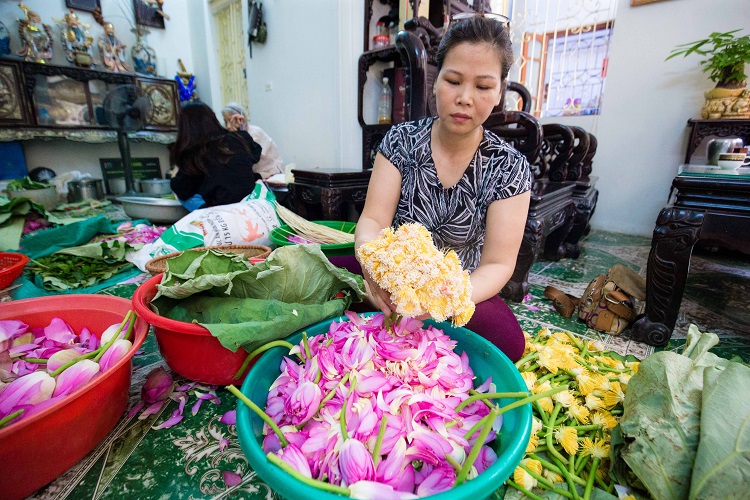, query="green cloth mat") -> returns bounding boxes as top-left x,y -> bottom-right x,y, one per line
12,215 -> 143,299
